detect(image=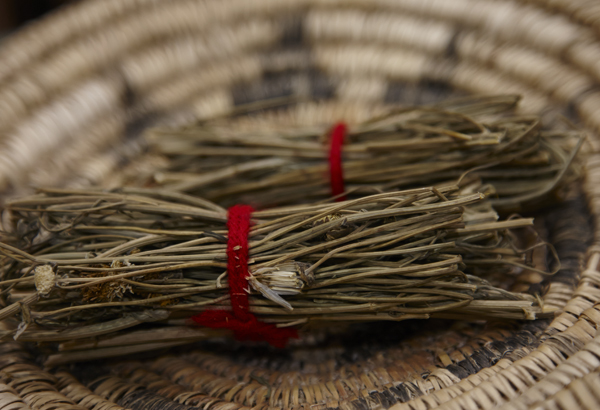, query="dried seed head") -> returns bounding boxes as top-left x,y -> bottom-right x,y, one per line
34,265 -> 55,297
249,261 -> 314,310
252,262 -> 313,294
